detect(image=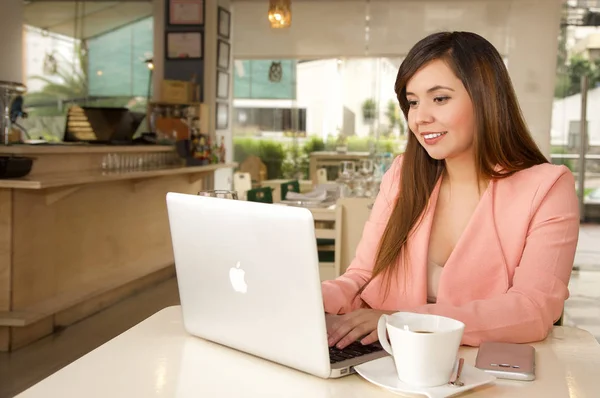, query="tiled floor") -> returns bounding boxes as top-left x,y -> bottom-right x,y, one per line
0,224 -> 599,398
567,224 -> 600,342
574,223 -> 600,271
564,270 -> 600,341
0,278 -> 181,398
